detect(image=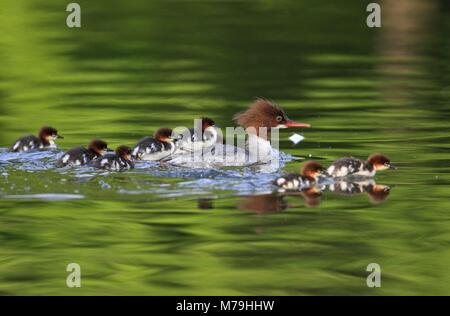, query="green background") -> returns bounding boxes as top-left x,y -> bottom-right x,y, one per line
0,0 -> 449,295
